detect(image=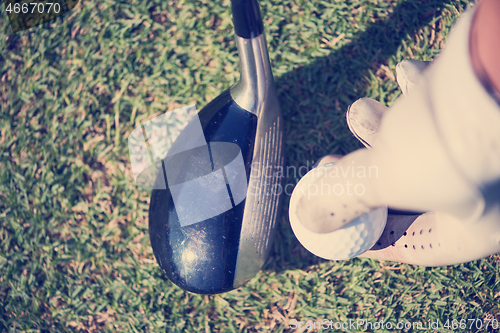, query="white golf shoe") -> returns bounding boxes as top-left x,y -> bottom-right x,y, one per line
290,6 -> 500,265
